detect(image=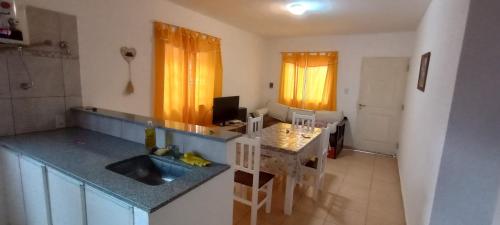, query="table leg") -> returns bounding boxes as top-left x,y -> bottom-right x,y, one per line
284,175 -> 296,215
